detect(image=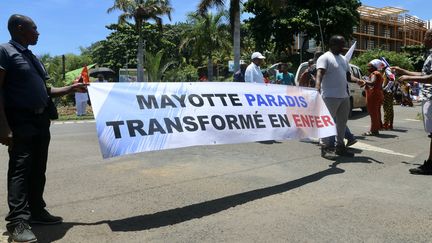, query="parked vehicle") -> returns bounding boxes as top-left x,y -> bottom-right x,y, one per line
294,62 -> 367,117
